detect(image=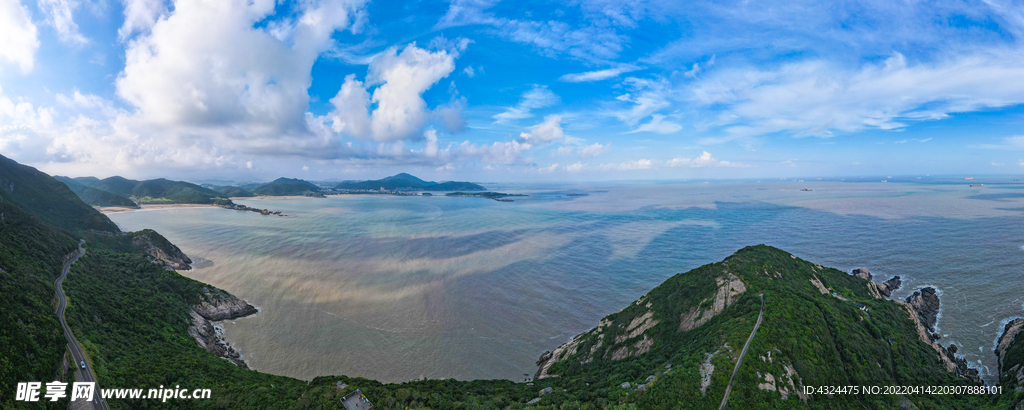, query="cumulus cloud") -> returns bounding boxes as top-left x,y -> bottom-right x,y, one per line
517,115 -> 565,146
667,151 -> 748,167
330,43 -> 457,141
493,85 -> 559,123
119,0 -> 366,135
0,0 -> 39,73
119,0 -> 169,40
579,142 -> 607,157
